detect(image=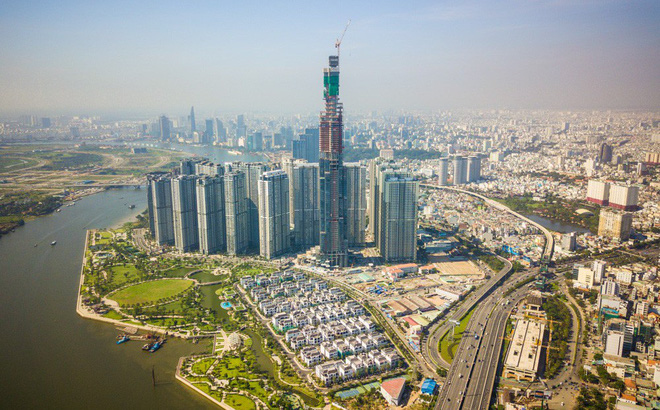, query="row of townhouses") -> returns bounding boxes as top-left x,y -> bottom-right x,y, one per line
257,287 -> 347,314
313,348 -> 401,385
271,301 -> 365,331
285,316 -> 376,350
248,278 -> 338,303
299,333 -> 388,366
